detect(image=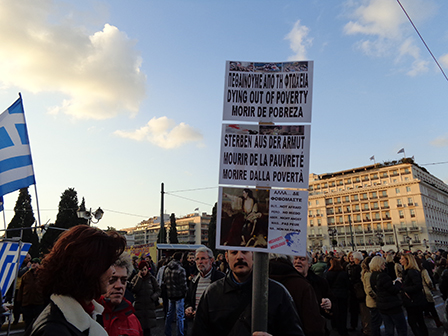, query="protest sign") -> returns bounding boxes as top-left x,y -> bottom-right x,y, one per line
216,186 -> 307,255
219,124 -> 310,188
223,61 -> 313,123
